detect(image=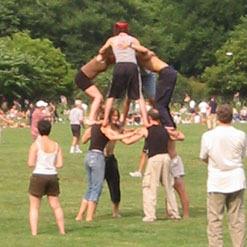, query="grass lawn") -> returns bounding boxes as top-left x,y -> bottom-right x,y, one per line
0,122 -> 246,247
